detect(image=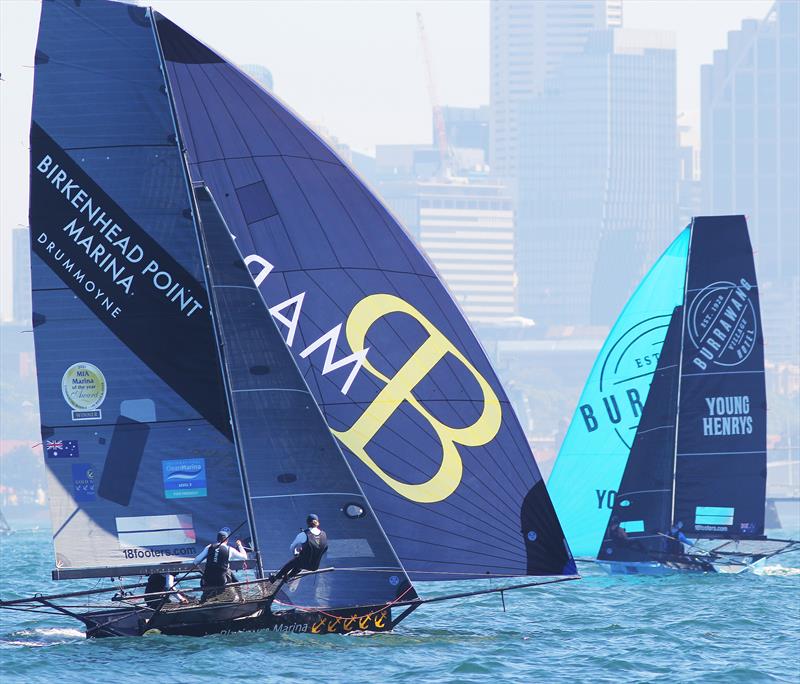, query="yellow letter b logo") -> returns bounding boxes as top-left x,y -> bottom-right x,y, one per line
331,294 -> 502,503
